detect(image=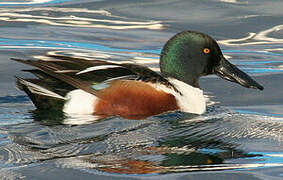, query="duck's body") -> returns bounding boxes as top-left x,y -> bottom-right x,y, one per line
15,60 -> 206,119
62,78 -> 205,118
14,31 -> 263,119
